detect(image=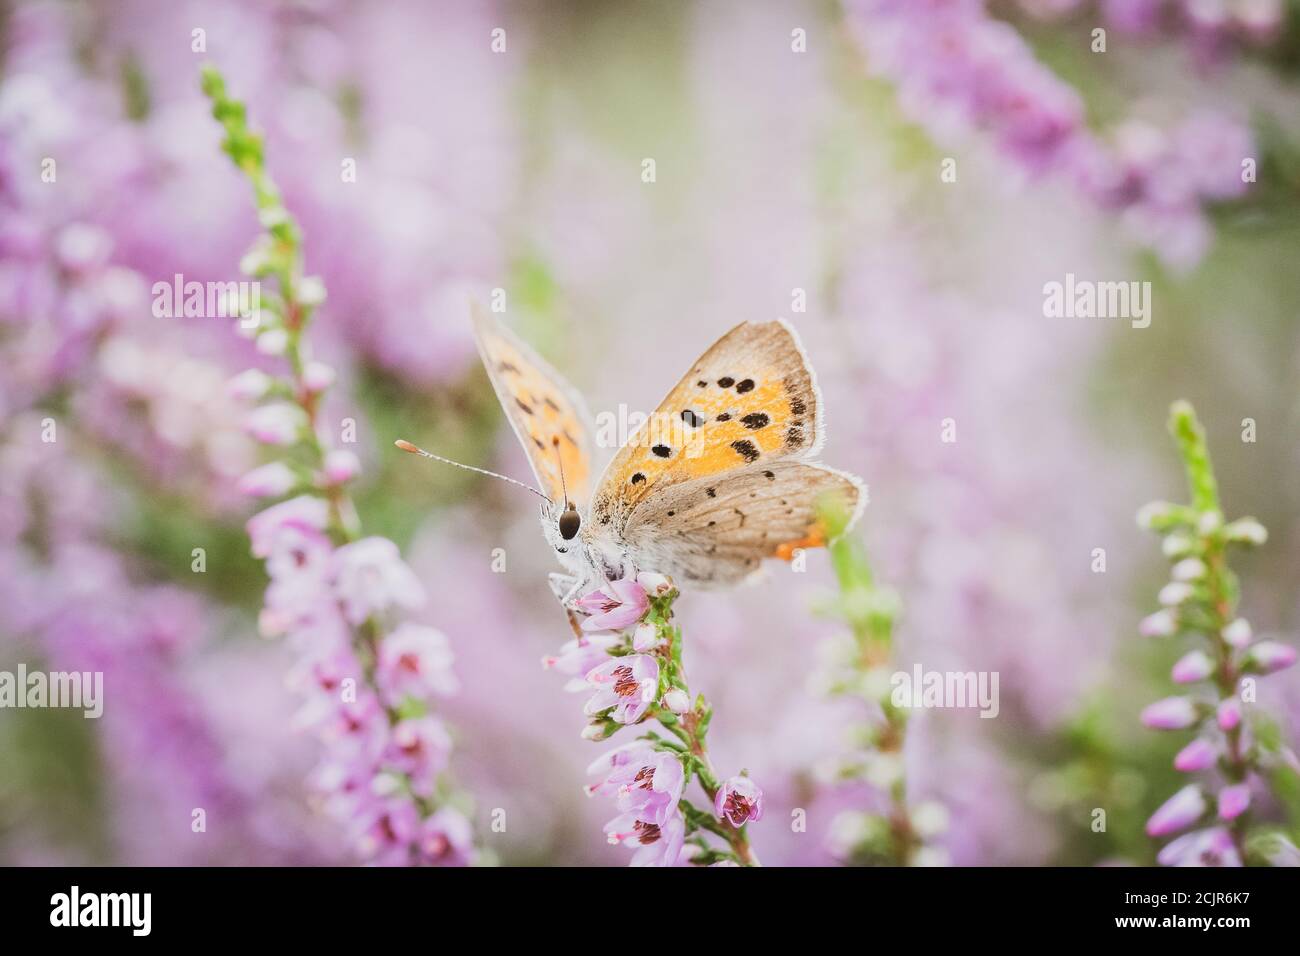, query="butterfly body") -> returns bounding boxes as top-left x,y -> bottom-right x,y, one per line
469,306 -> 863,606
